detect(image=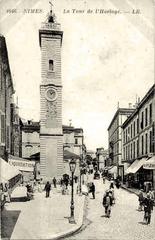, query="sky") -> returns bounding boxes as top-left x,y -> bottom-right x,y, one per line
0,0 -> 154,151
